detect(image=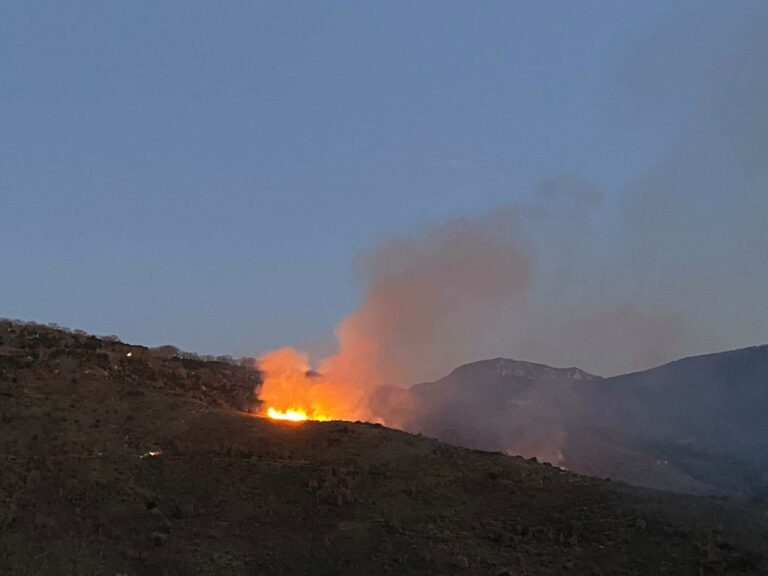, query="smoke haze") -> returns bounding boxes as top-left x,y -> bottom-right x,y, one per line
259,3 -> 767,433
